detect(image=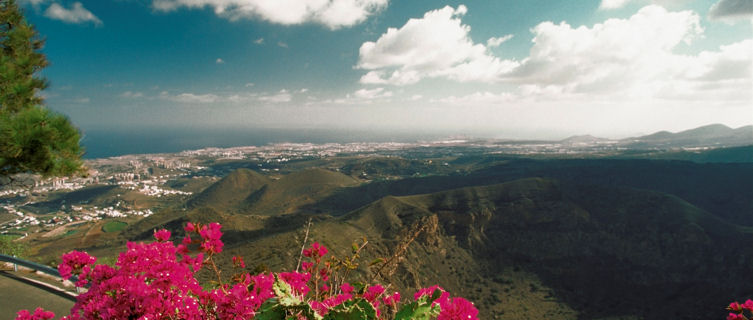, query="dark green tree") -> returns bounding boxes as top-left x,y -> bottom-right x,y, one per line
1,0 -> 83,181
